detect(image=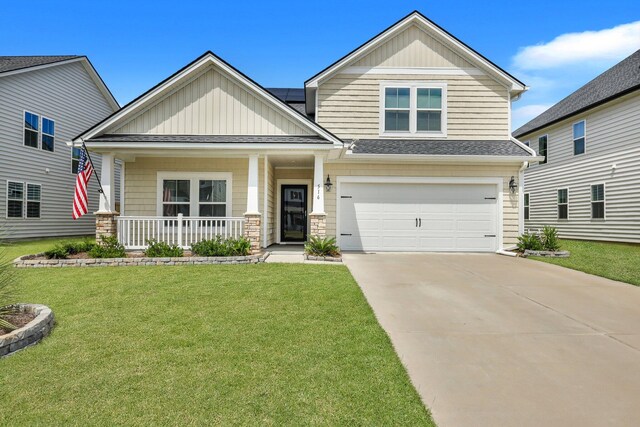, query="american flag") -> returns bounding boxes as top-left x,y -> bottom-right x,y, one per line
72,149 -> 94,219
